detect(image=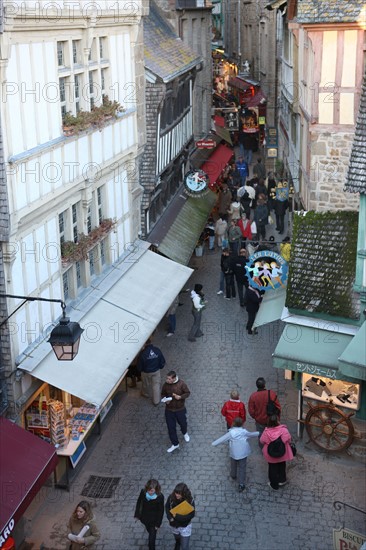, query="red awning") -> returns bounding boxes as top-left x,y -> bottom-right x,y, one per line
0,418 -> 58,542
228,77 -> 250,92
201,144 -> 234,187
214,115 -> 225,128
245,89 -> 267,107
